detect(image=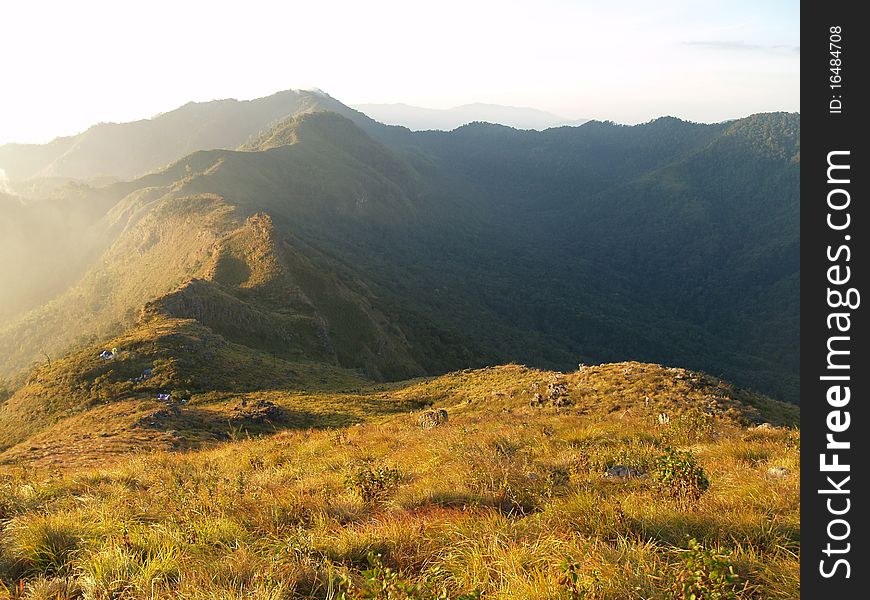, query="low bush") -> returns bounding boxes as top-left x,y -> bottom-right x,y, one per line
653,448 -> 710,508
672,538 -> 742,599
345,465 -> 402,504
